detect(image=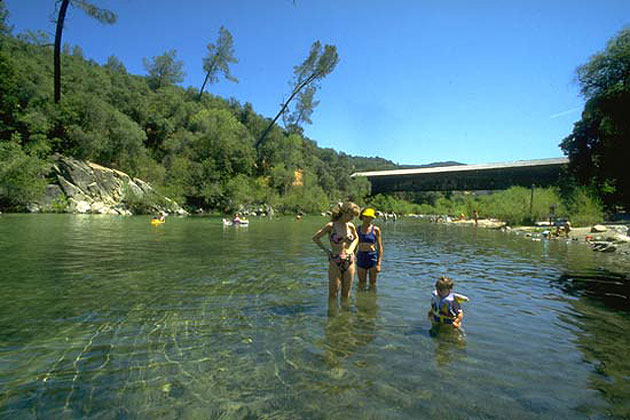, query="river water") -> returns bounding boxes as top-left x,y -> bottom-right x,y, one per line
0,214 -> 628,419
